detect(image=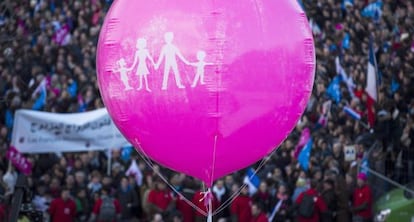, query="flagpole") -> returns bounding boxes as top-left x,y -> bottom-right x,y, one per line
107,148 -> 112,176
358,121 -> 370,130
